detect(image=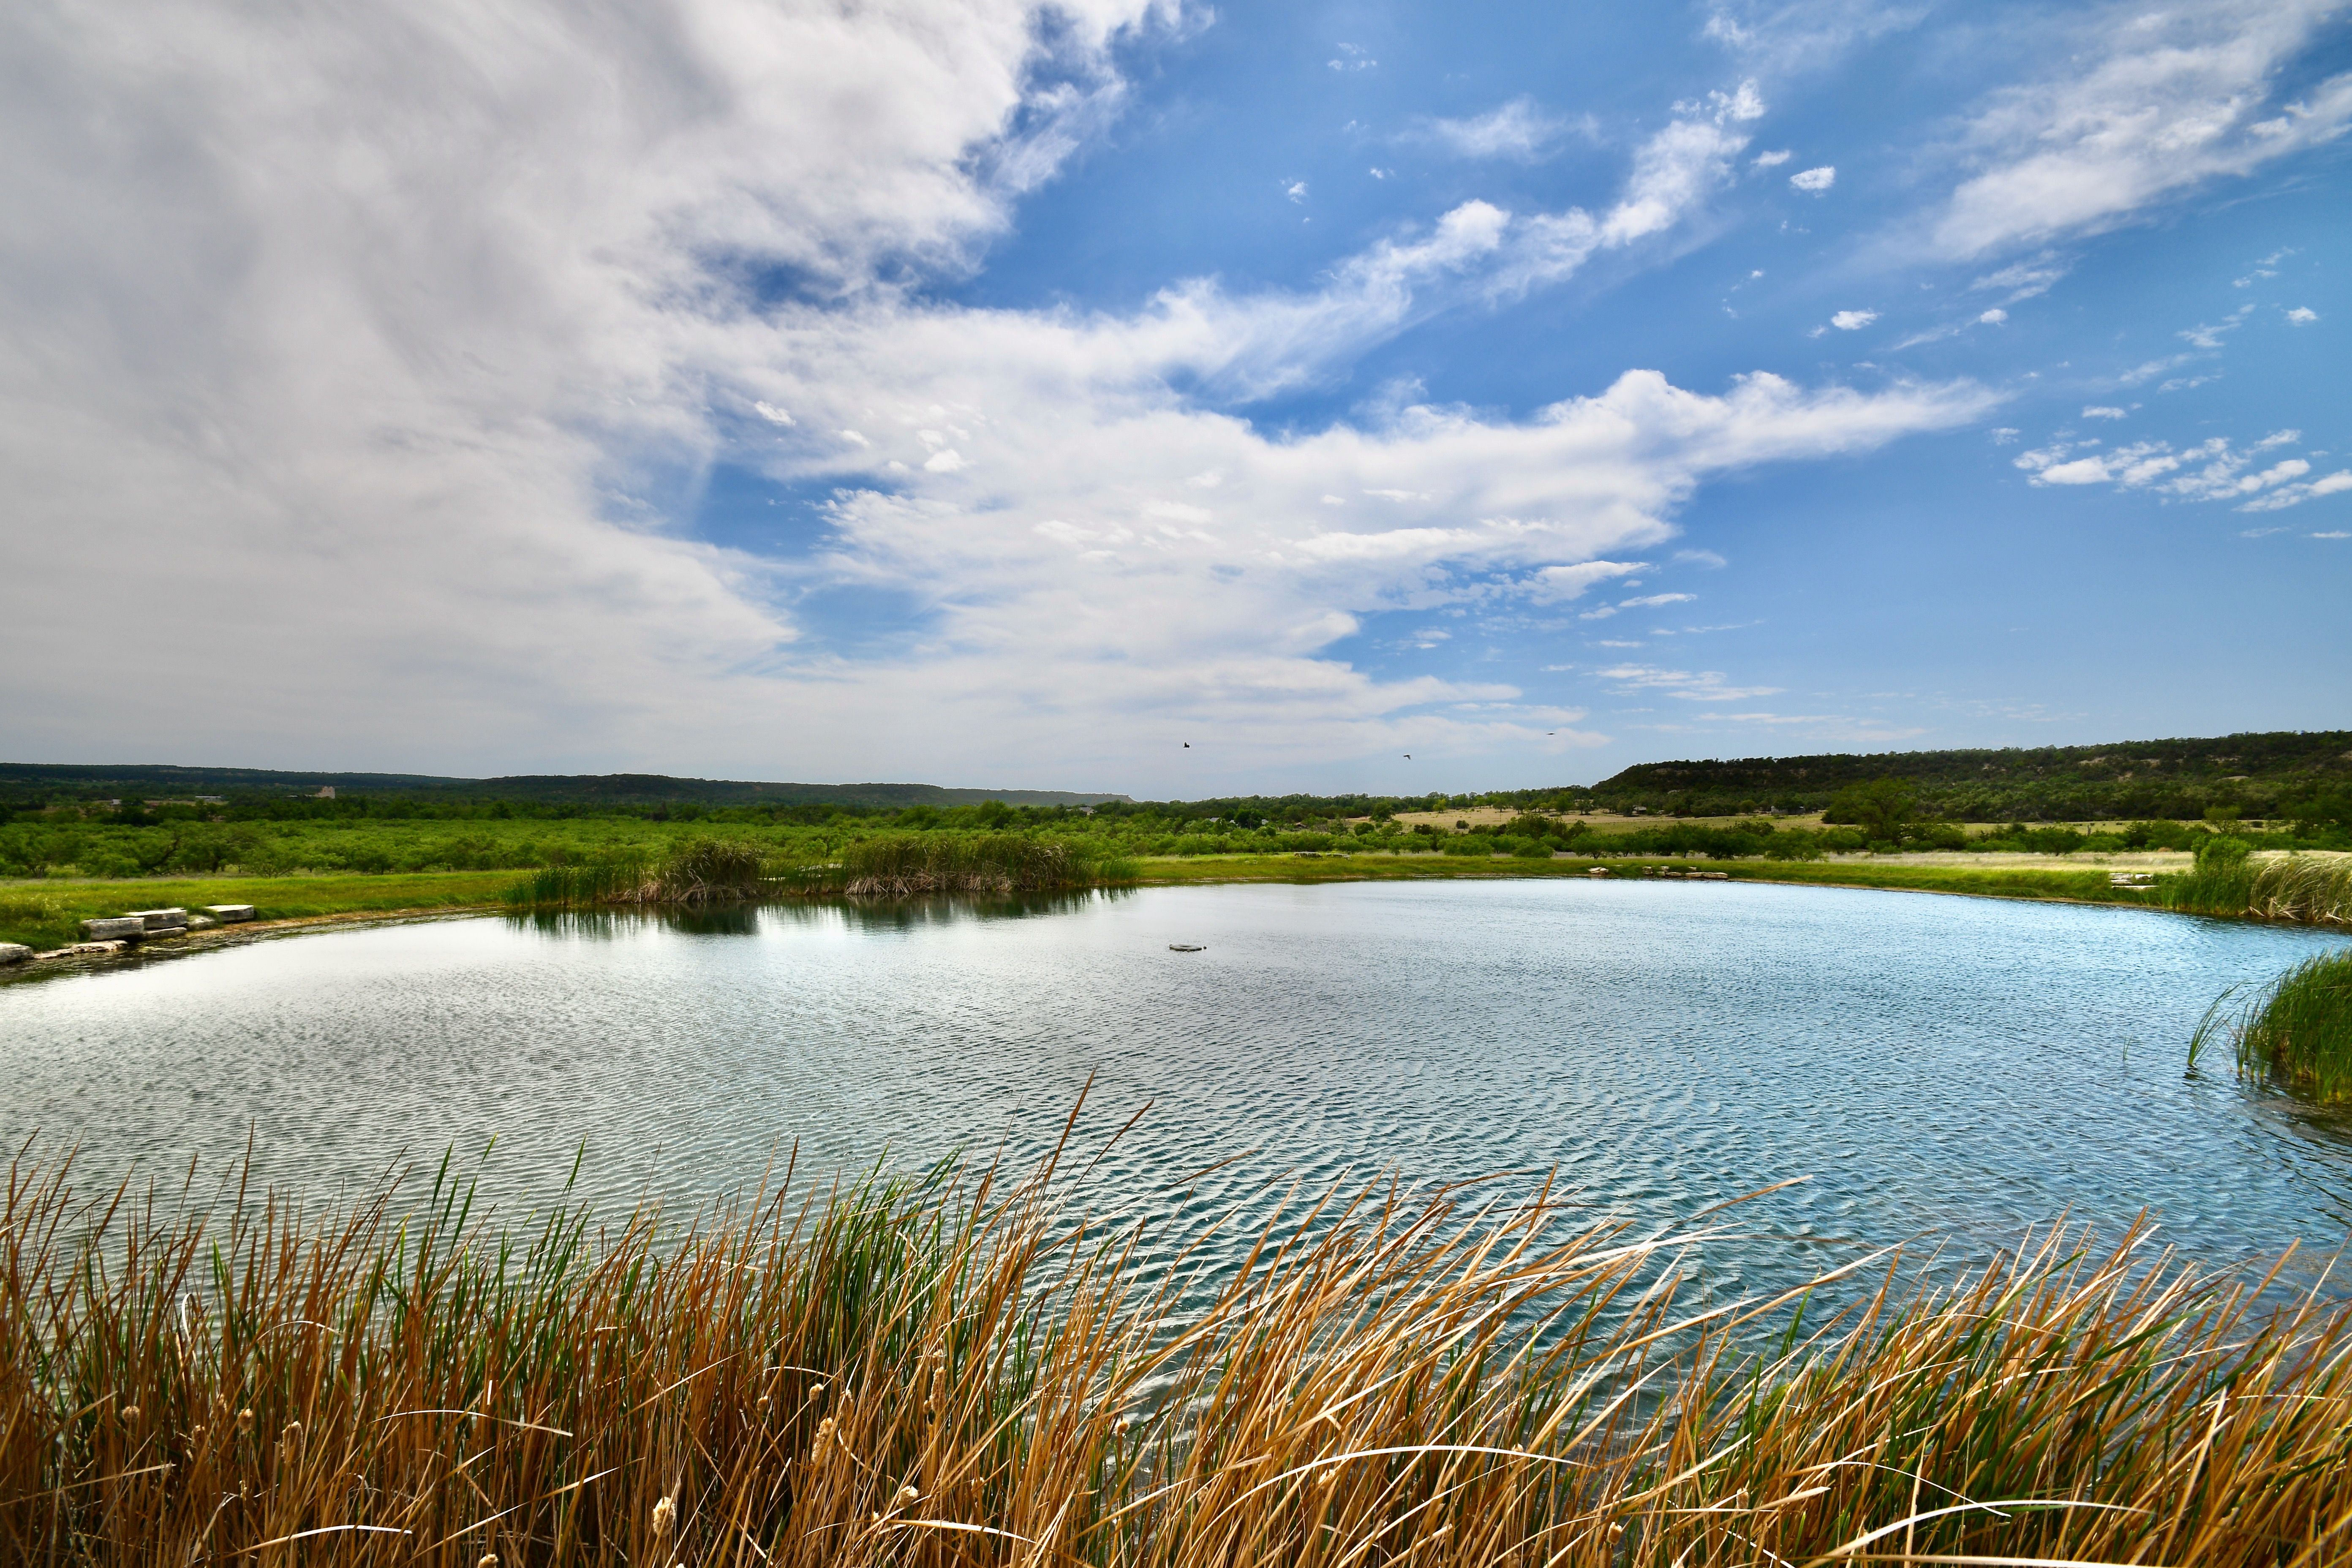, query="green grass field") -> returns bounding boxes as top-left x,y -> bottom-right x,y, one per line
0,870 -> 516,953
